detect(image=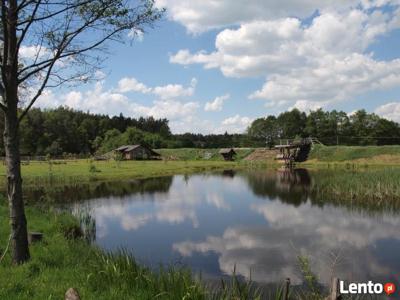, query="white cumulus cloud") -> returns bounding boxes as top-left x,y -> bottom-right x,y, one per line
117,77 -> 152,93
220,115 -> 253,133
170,8 -> 400,108
375,102 -> 400,122
204,94 -> 230,111
117,77 -> 196,99
152,77 -> 196,99
156,0 -> 370,33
